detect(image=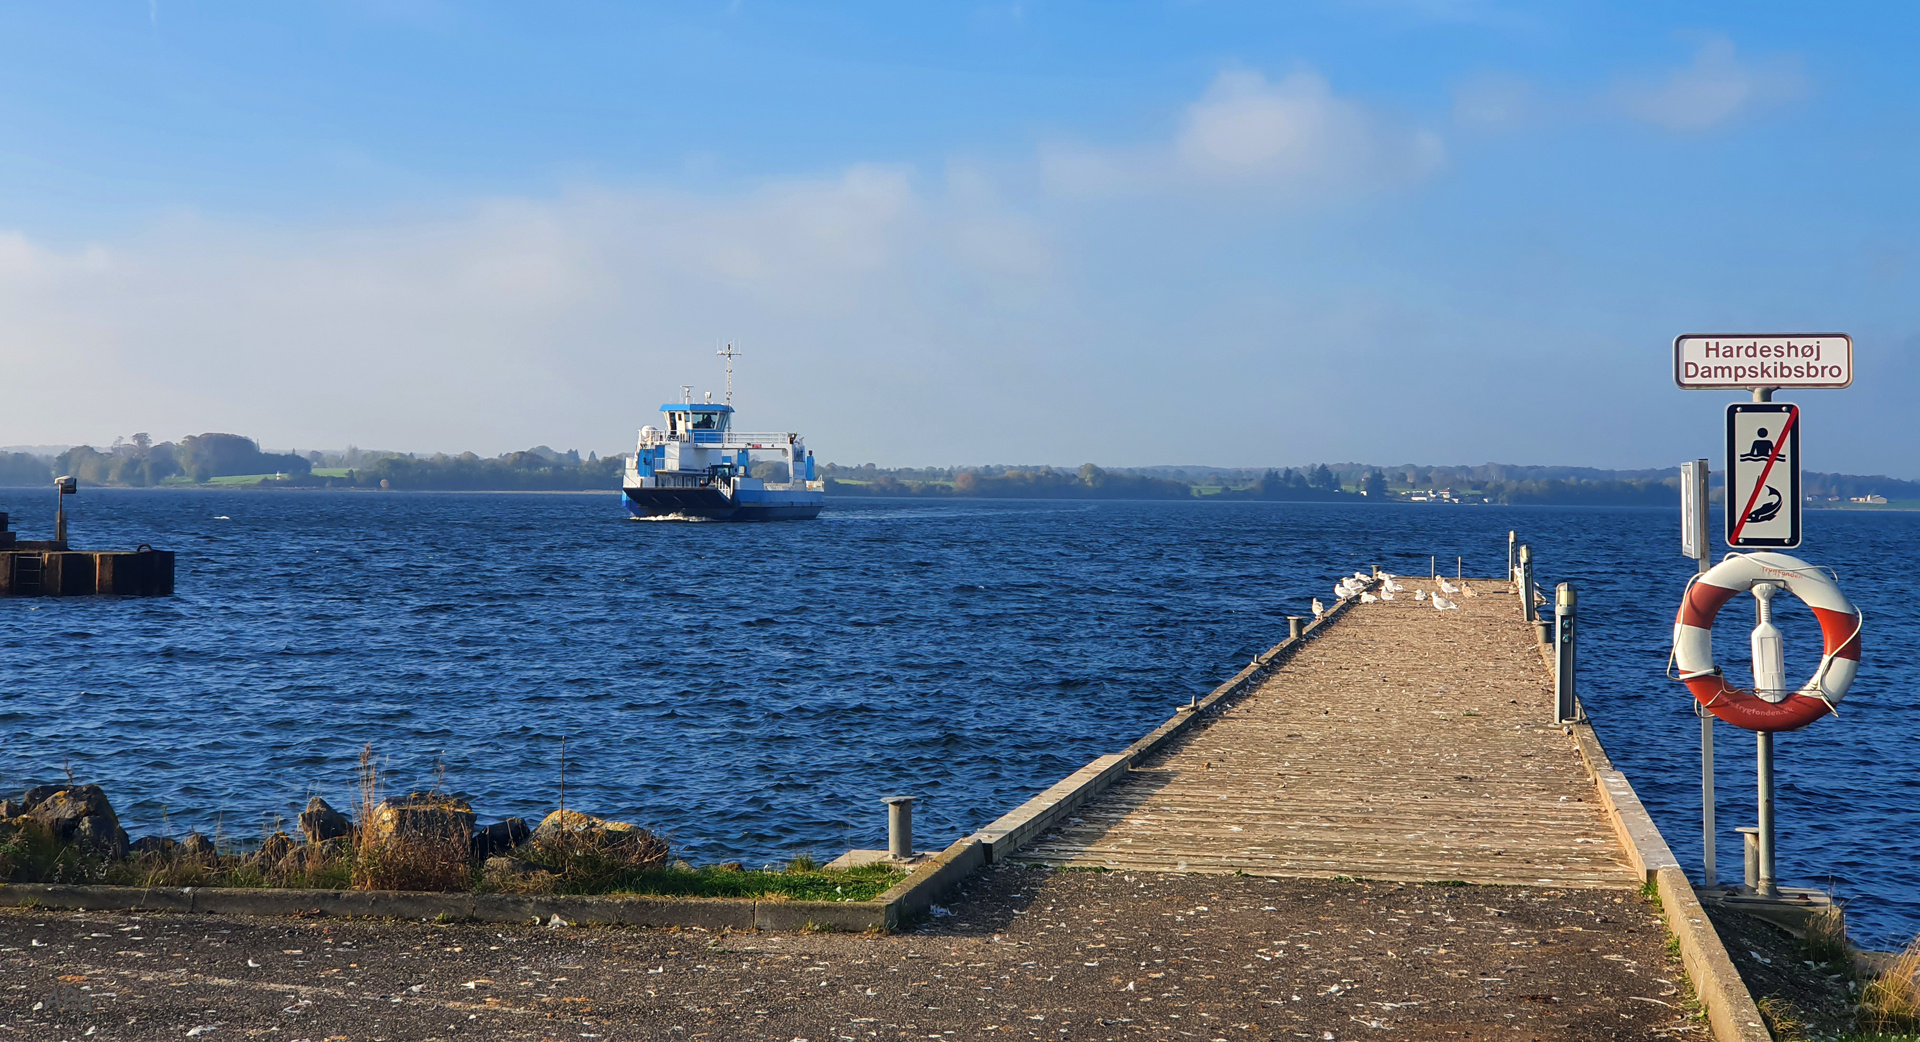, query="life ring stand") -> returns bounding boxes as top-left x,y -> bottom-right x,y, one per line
1671,551 -> 1862,733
